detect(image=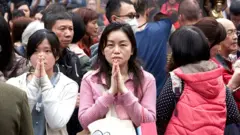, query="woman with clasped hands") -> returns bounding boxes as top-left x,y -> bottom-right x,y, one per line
7,29 -> 78,135
78,23 -> 156,129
